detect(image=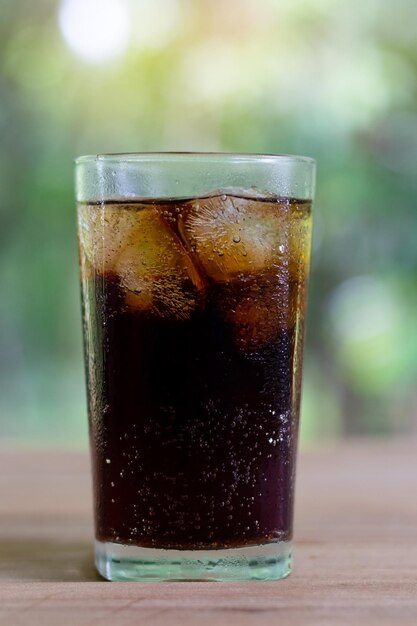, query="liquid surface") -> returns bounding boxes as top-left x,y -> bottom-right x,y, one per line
78,190 -> 312,549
